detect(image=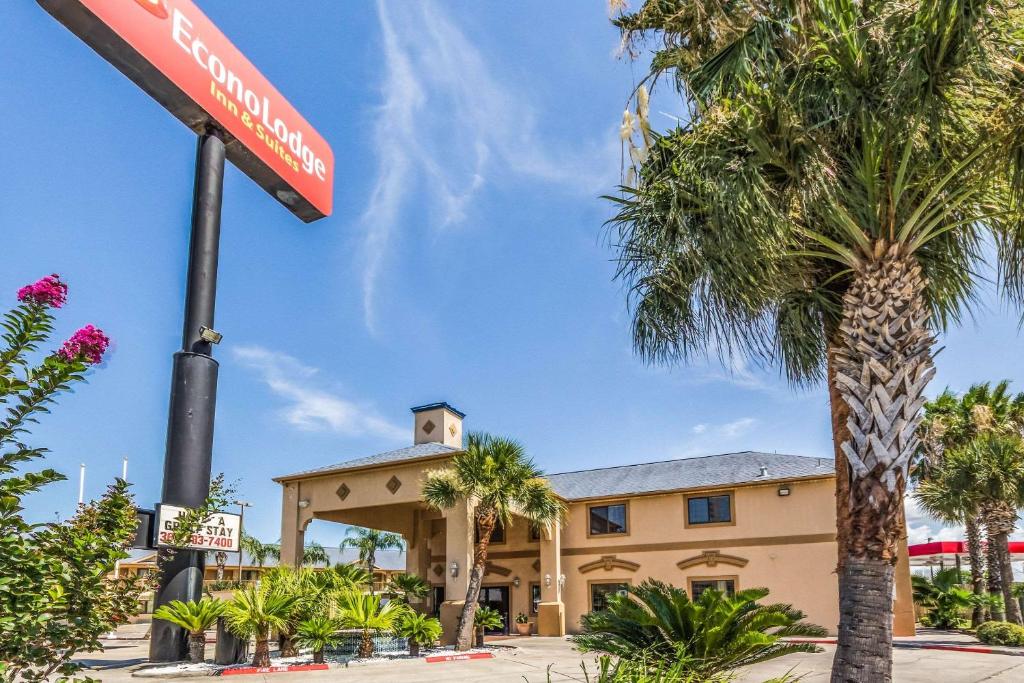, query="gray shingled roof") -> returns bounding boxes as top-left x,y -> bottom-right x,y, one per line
547,451 -> 833,500
275,441 -> 460,480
